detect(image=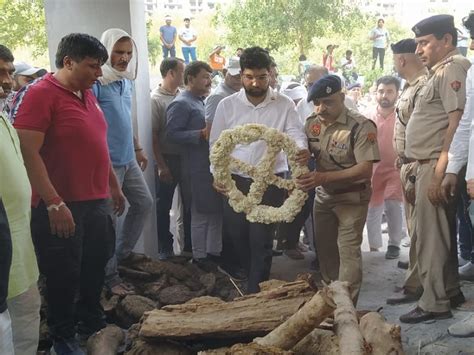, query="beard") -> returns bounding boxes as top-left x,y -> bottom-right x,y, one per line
244,86 -> 267,98
379,98 -> 395,108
